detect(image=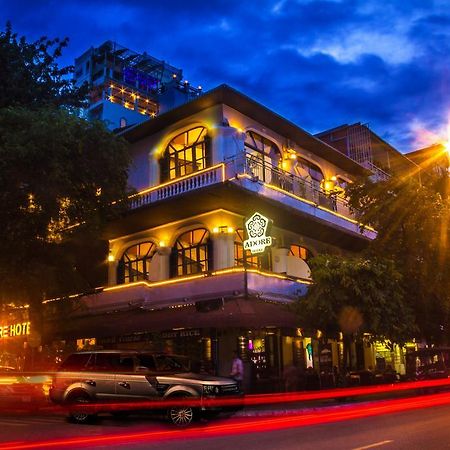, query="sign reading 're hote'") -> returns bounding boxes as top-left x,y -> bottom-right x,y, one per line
243,212 -> 273,254
0,321 -> 31,339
